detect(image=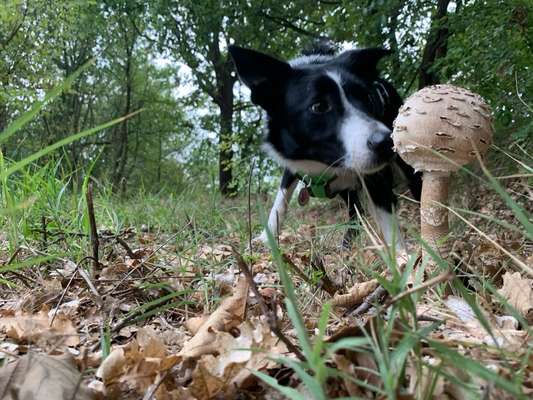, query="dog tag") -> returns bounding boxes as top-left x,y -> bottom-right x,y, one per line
298,187 -> 310,206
